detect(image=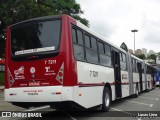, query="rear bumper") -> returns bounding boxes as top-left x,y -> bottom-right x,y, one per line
5,86 -> 74,102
